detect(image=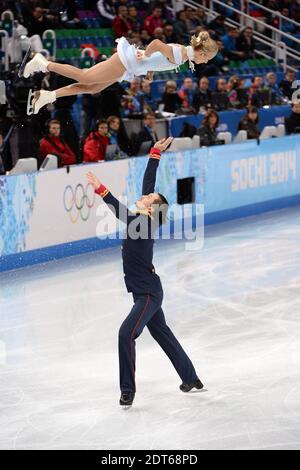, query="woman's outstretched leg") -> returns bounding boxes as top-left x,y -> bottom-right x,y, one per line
31,80 -> 117,114
24,52 -> 126,84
